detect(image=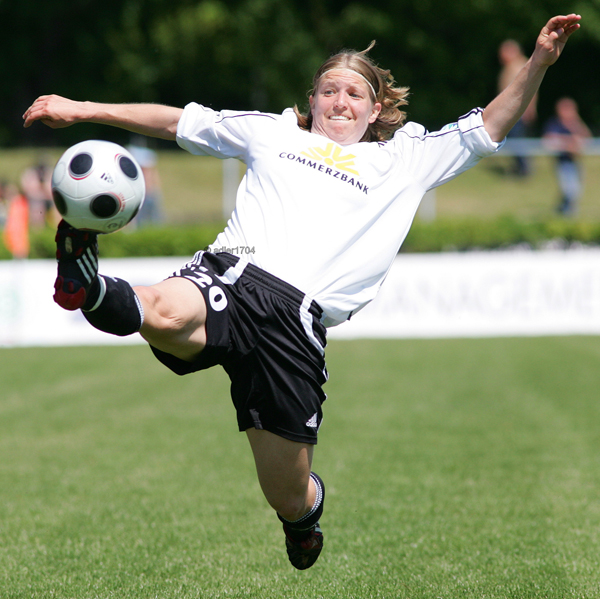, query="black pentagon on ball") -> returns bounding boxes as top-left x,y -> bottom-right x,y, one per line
90,194 -> 119,218
69,153 -> 93,177
126,203 -> 141,224
52,189 -> 68,215
119,155 -> 139,179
